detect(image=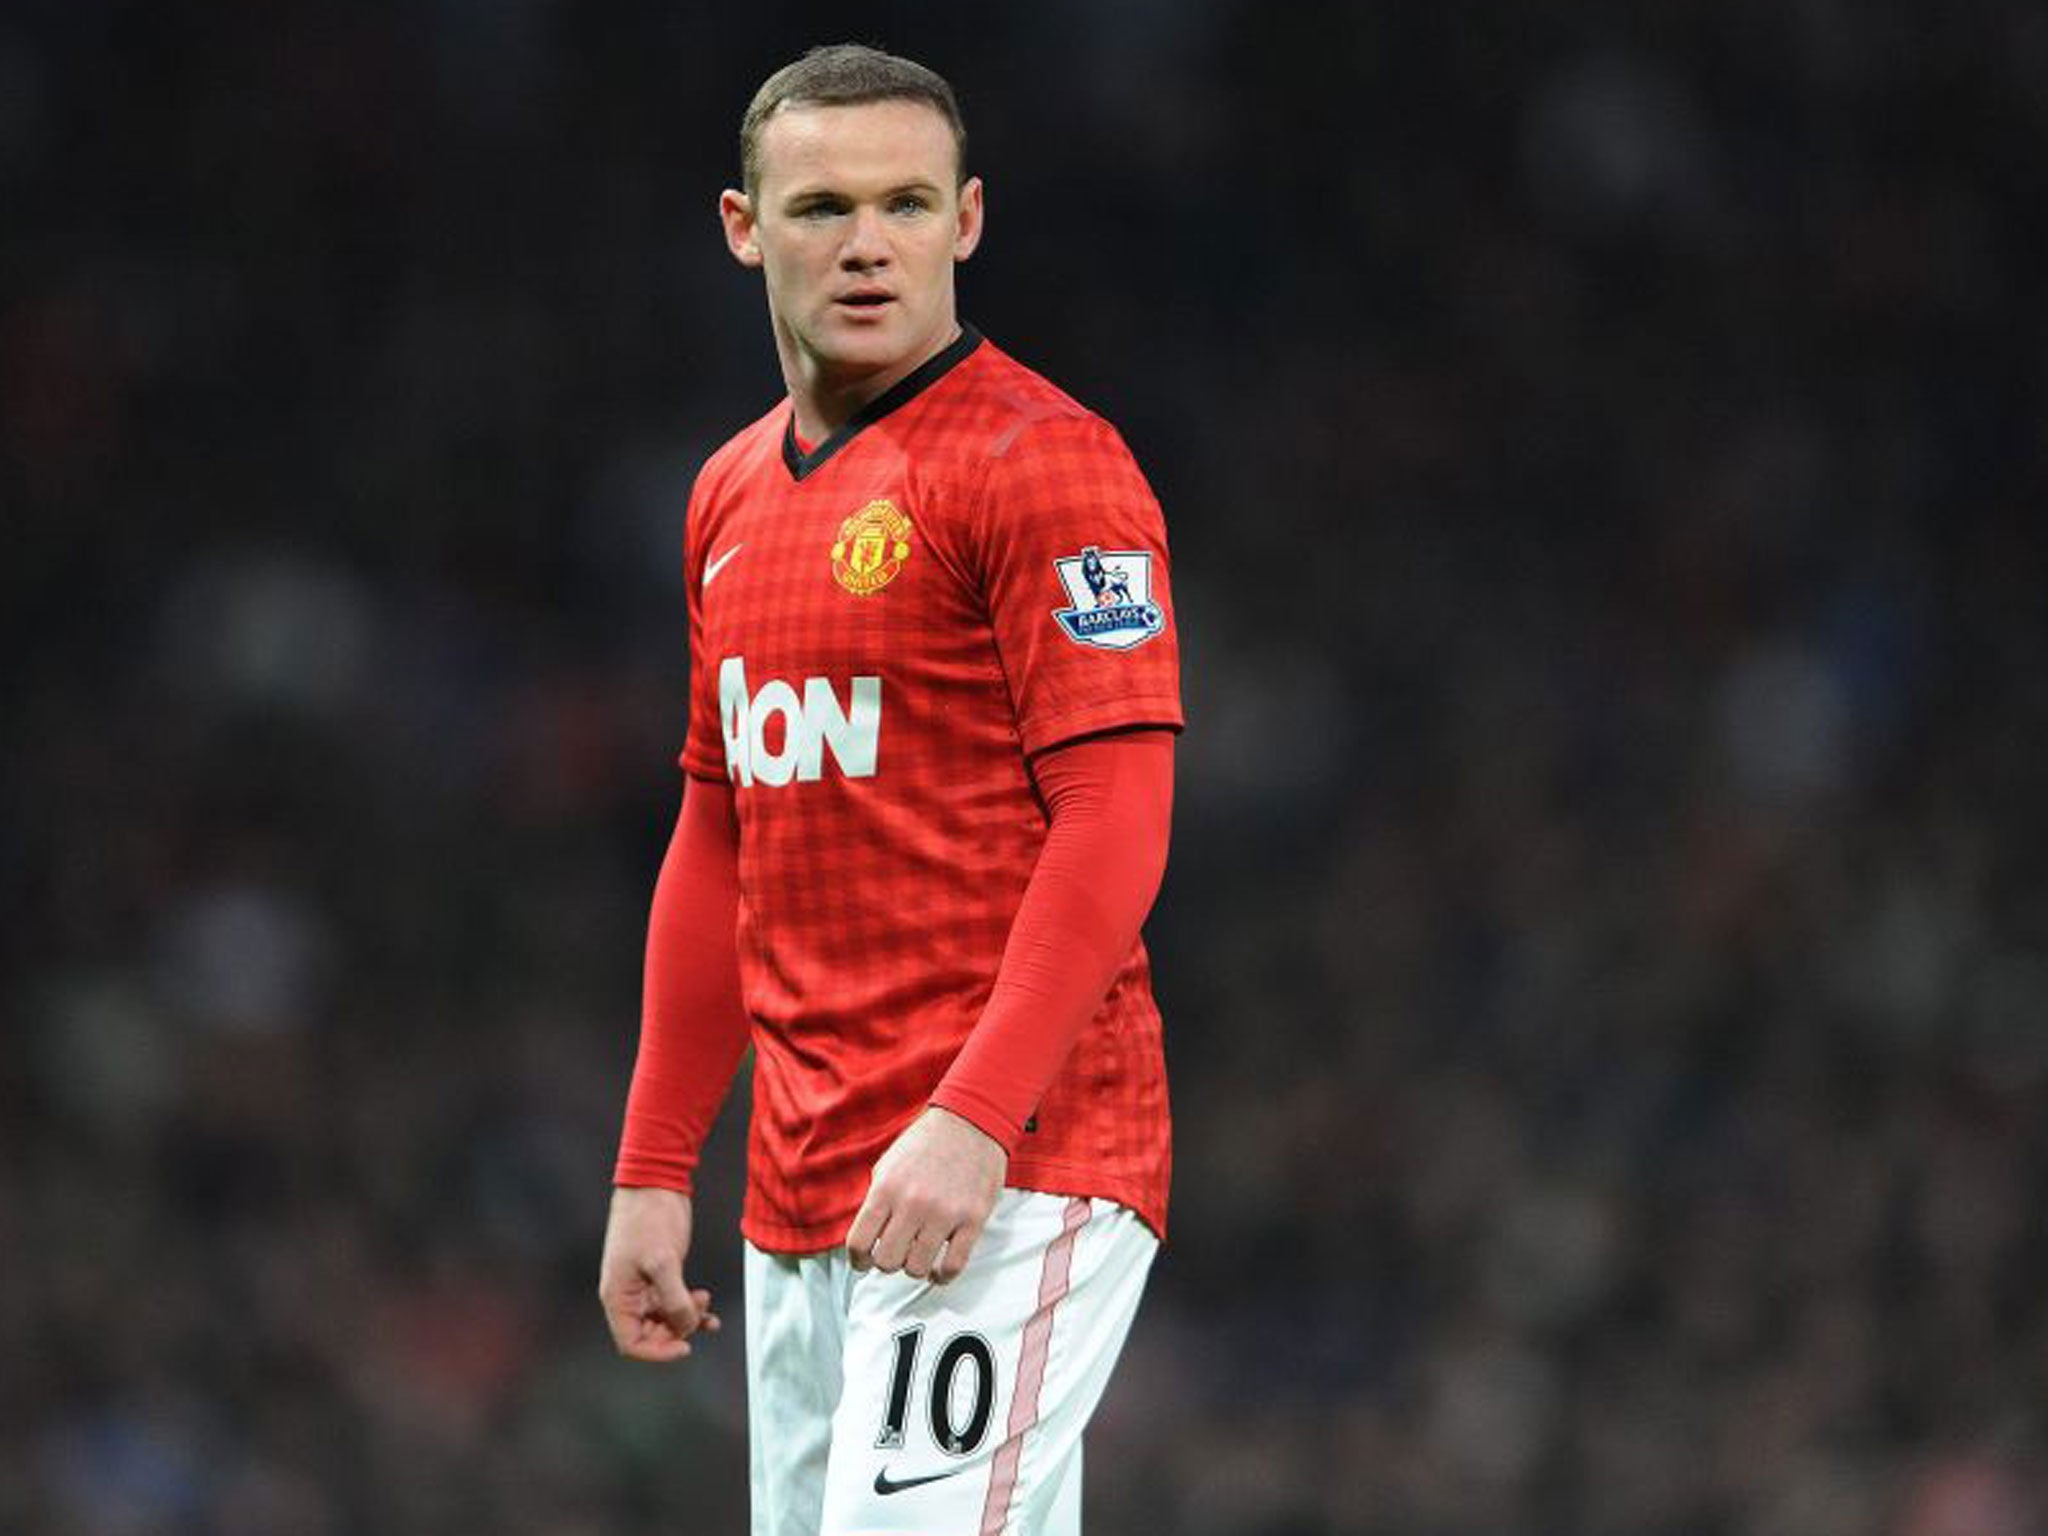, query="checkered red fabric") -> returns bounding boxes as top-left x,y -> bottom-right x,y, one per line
679,331 -> 1181,1249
